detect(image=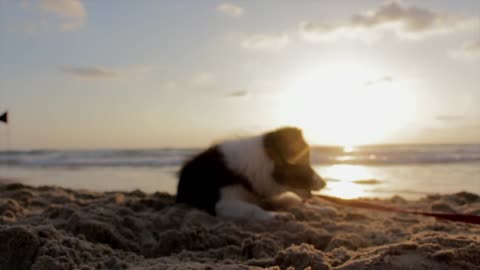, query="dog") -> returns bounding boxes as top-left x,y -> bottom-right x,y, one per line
176,127 -> 325,220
